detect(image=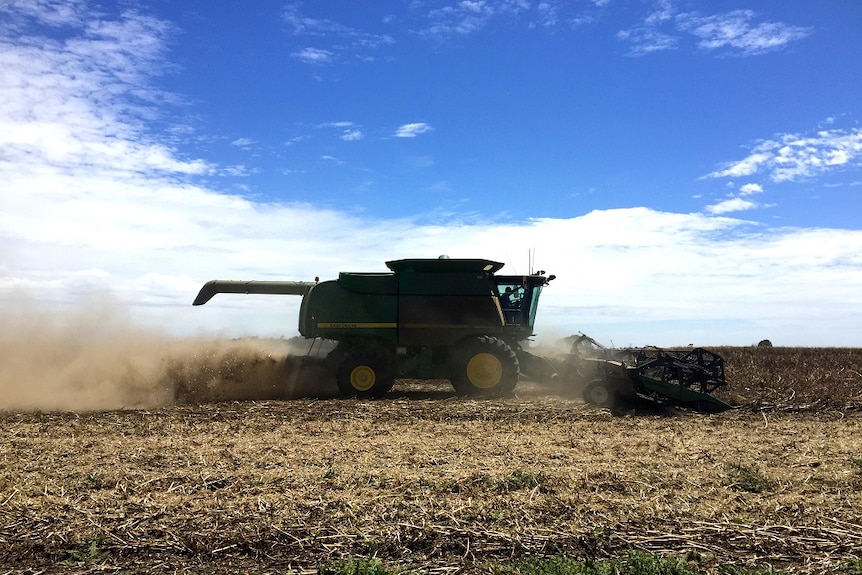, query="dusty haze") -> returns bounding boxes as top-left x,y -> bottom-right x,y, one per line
0,296 -> 335,412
